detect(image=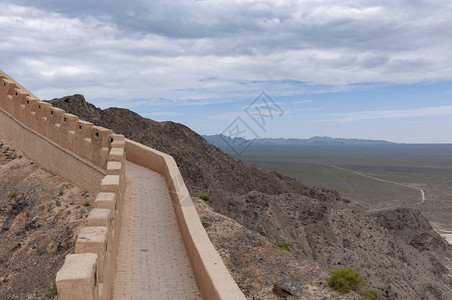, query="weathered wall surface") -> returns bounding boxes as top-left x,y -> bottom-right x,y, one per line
0,69 -> 118,194
0,69 -> 126,300
0,109 -> 105,196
